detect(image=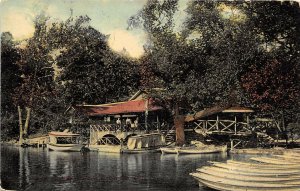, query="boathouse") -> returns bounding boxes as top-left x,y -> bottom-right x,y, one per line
73,91 -> 169,146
